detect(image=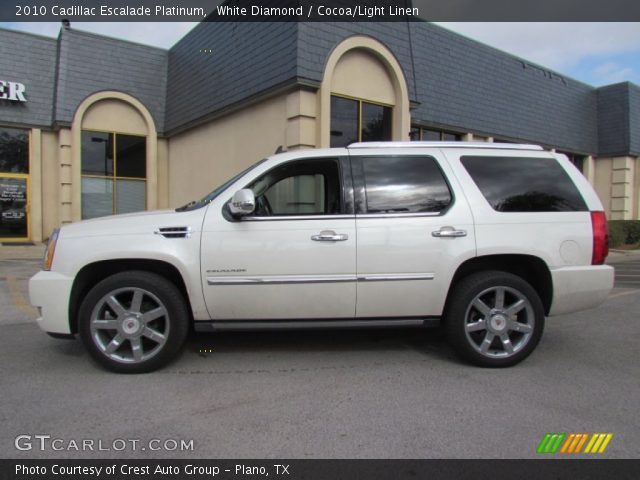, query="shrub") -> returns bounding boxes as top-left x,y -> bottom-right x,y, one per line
608,220 -> 640,247
608,221 -> 626,247
625,221 -> 640,244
